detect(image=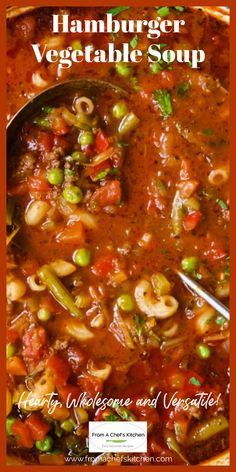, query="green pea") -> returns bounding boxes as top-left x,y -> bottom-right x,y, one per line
181,256 -> 199,273
37,307 -> 51,322
63,186 -> 83,204
73,248 -> 91,267
60,418 -> 75,432
196,343 -> 211,359
71,40 -> 83,51
6,343 -> 17,359
71,151 -> 88,163
6,416 -> 16,436
112,101 -> 128,119
115,63 -> 133,77
35,435 -> 53,452
47,168 -> 64,185
117,294 -> 135,312
79,131 -> 94,146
